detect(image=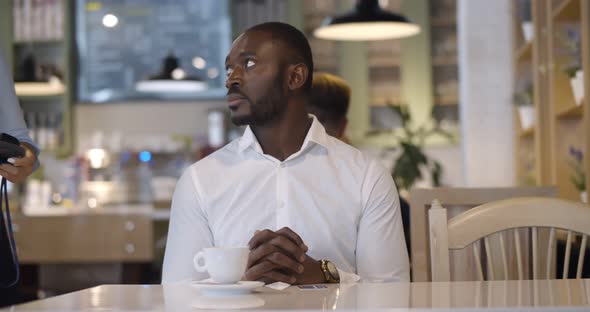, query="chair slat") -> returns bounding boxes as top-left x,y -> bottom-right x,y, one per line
548,277 -> 554,305
499,232 -> 509,280
581,279 -> 588,304
487,281 -> 493,308
484,236 -> 495,280
515,229 -> 523,280
473,241 -> 484,281
532,227 -> 538,280
576,235 -> 587,279
563,231 -> 573,279
546,228 -> 555,279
